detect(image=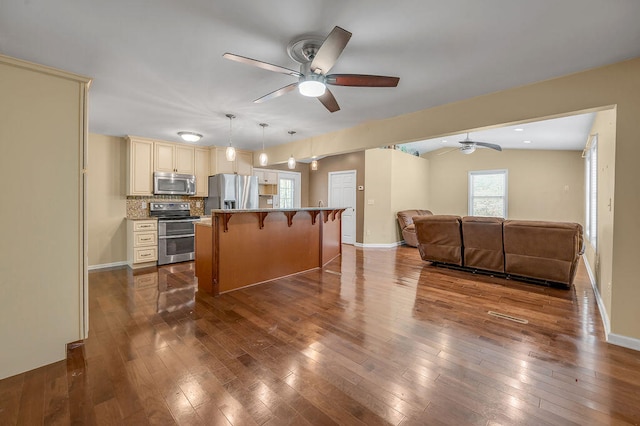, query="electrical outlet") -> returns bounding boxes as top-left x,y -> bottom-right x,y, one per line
366,229 -> 371,235
196,201 -> 201,208
367,199 -> 375,205
141,201 -> 147,208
